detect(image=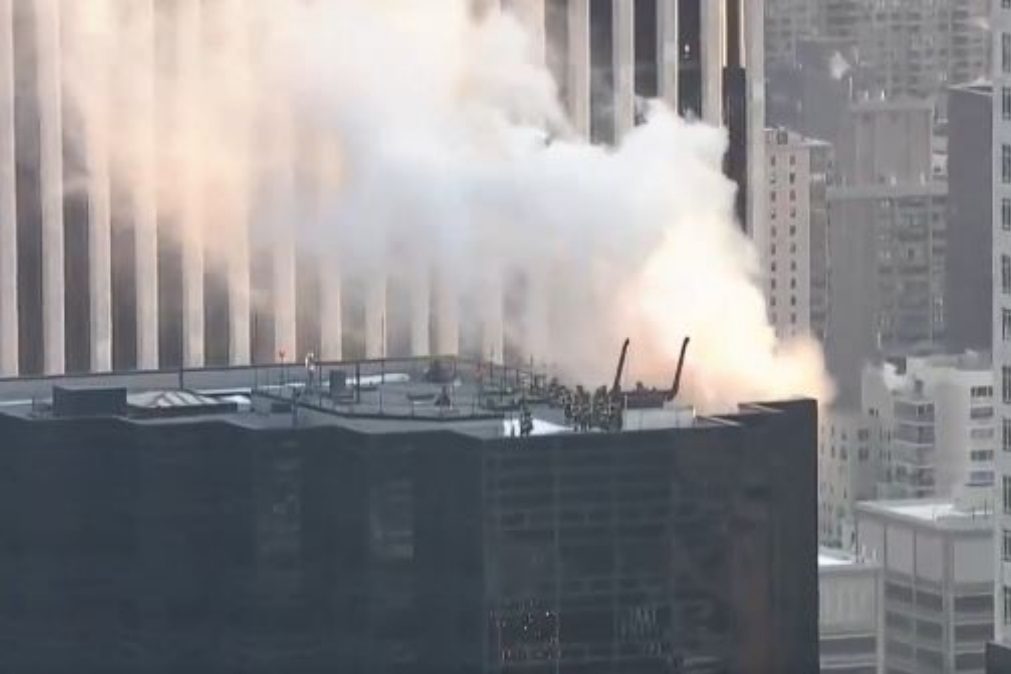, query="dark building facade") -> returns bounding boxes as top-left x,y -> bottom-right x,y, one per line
946,83 -> 992,354
0,373 -> 818,674
989,641 -> 1011,673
